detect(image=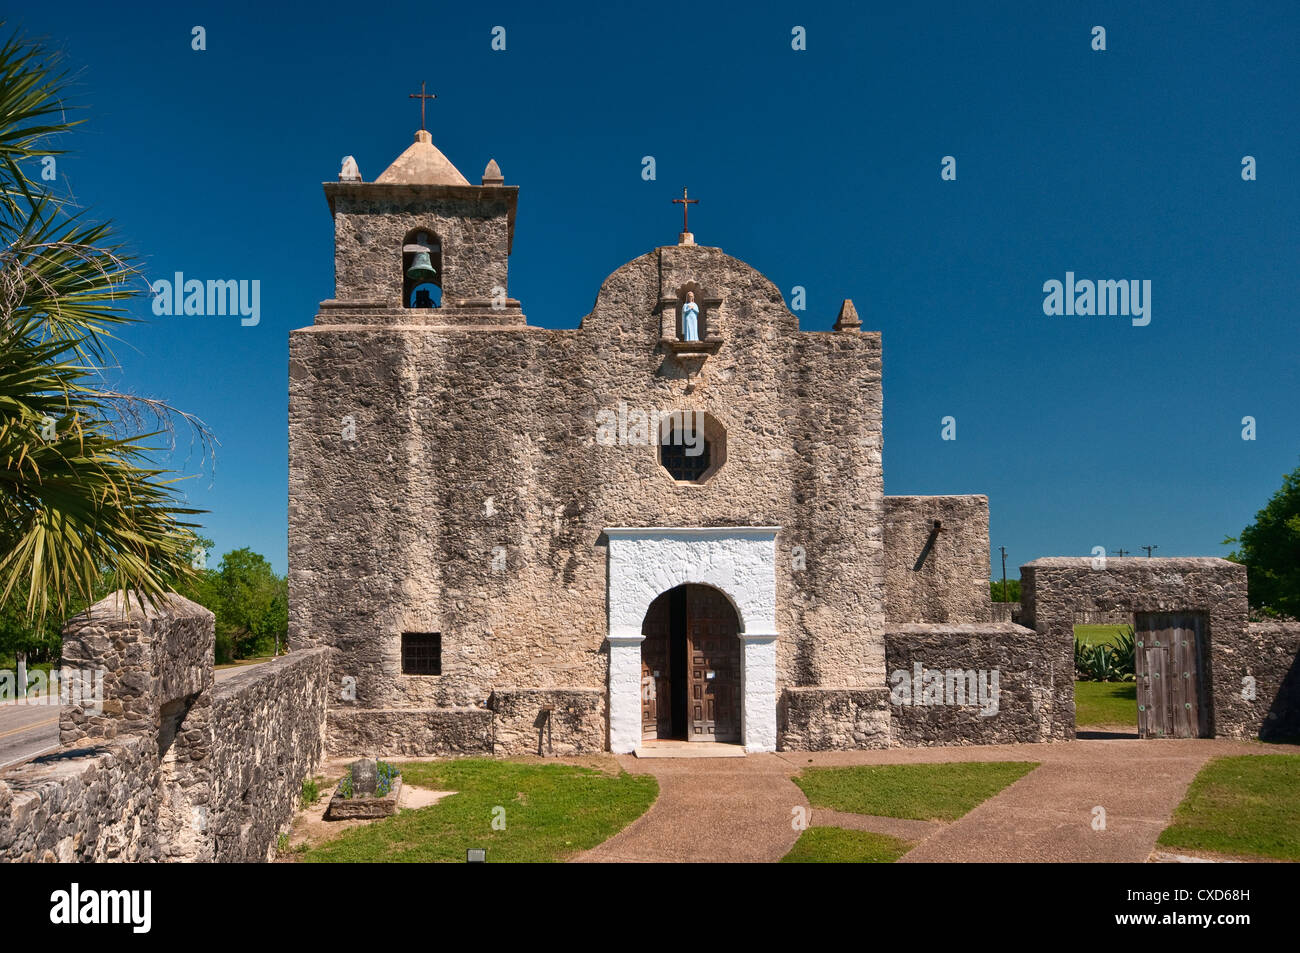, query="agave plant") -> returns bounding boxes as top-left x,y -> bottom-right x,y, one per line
1111,626 -> 1136,680
0,24 -> 210,626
